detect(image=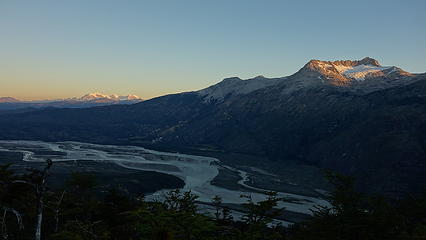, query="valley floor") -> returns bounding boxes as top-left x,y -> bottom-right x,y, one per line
0,140 -> 330,224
